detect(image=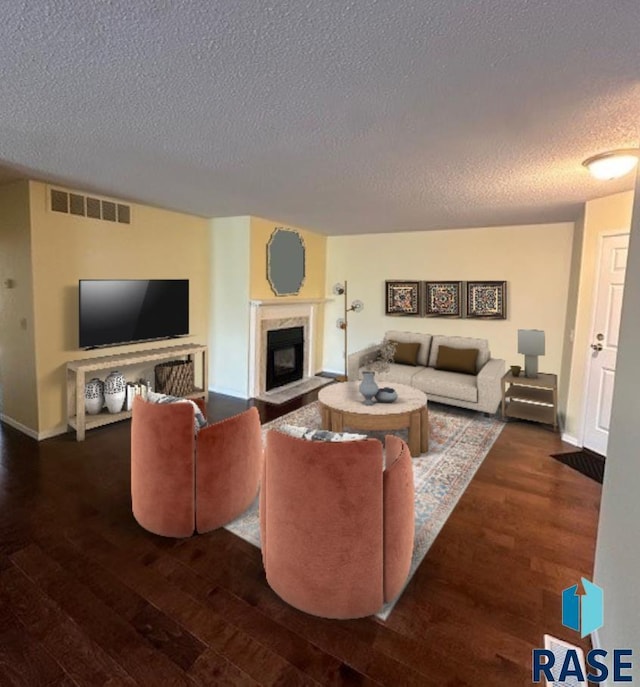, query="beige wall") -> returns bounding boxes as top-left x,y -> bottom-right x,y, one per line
557,209 -> 585,428
563,190 -> 635,441
249,216 -> 327,300
28,181 -> 210,436
0,181 -> 39,433
324,223 -> 575,387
